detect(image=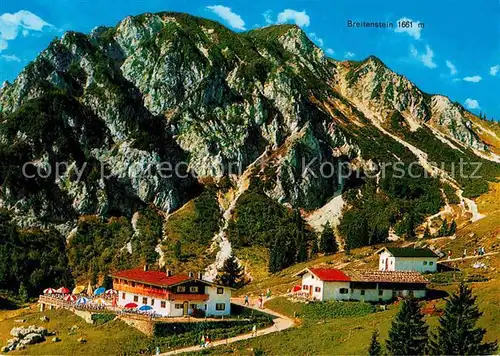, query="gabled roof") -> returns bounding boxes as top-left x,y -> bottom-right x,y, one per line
295,268 -> 351,282
377,247 -> 438,258
111,268 -> 233,289
111,268 -> 191,287
295,268 -> 428,284
348,270 -> 428,284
